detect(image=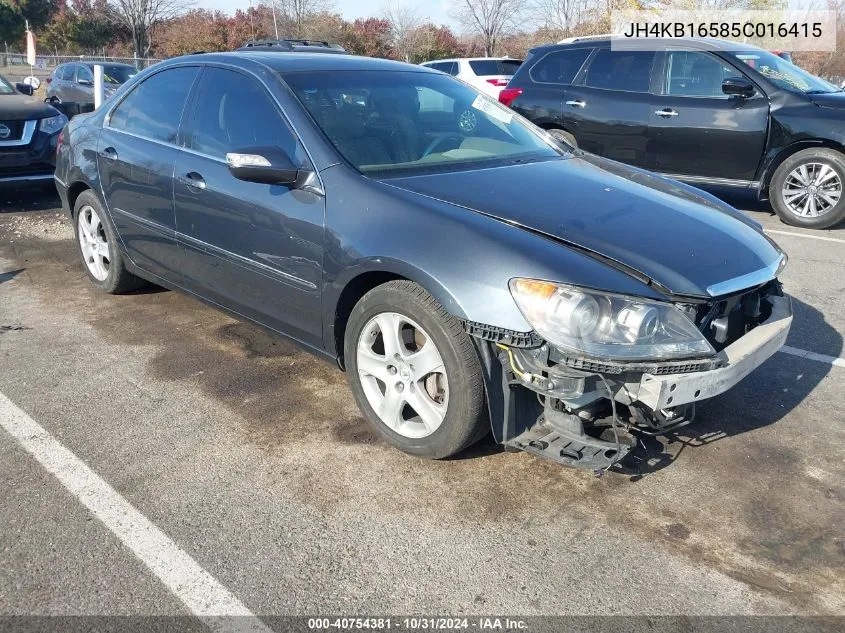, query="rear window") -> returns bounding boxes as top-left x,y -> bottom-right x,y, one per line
468,59 -> 522,76
529,49 -> 591,84
584,49 -> 655,93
